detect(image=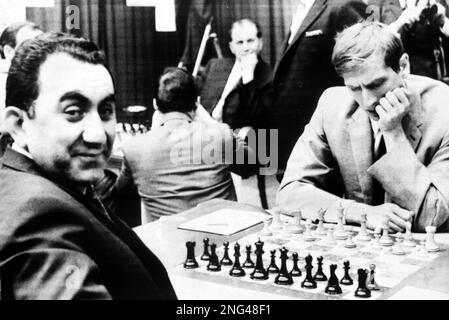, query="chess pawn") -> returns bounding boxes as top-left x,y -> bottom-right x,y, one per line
340,260 -> 353,286
267,250 -> 280,274
354,212 -> 372,242
260,219 -> 273,237
275,248 -> 294,285
325,264 -> 342,295
269,207 -> 283,231
313,256 -> 327,282
425,226 -> 440,252
220,242 -> 233,266
379,220 -> 394,247
392,233 -> 406,256
288,210 -> 304,234
370,232 -> 382,250
403,222 -> 416,248
184,241 -> 199,269
229,243 -> 246,277
303,219 -> 315,242
366,264 -> 380,291
207,244 -> 221,272
333,203 -> 348,240
344,233 -> 357,249
301,254 -> 317,289
325,228 -> 337,245
314,208 -> 328,236
354,268 -> 371,298
250,240 -> 269,280
201,238 -> 211,261
243,245 -> 255,269
290,252 -> 302,277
